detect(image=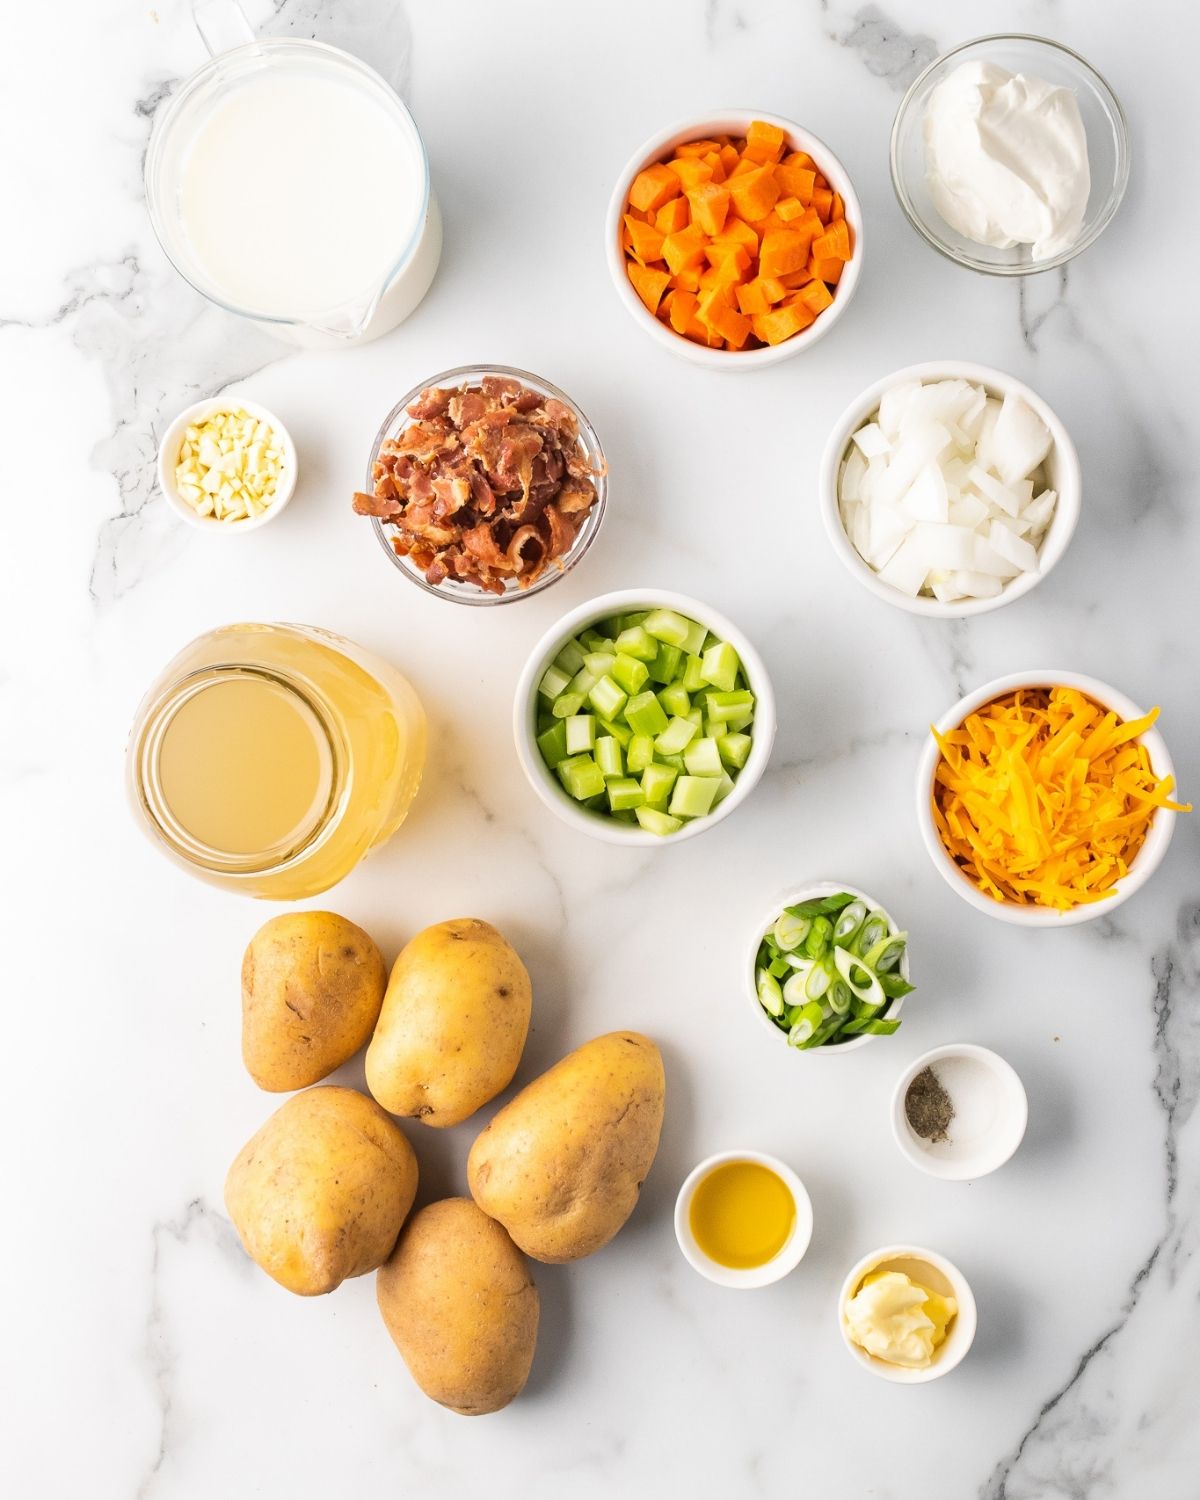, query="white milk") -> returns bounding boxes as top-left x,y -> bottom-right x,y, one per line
179,68 -> 425,320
